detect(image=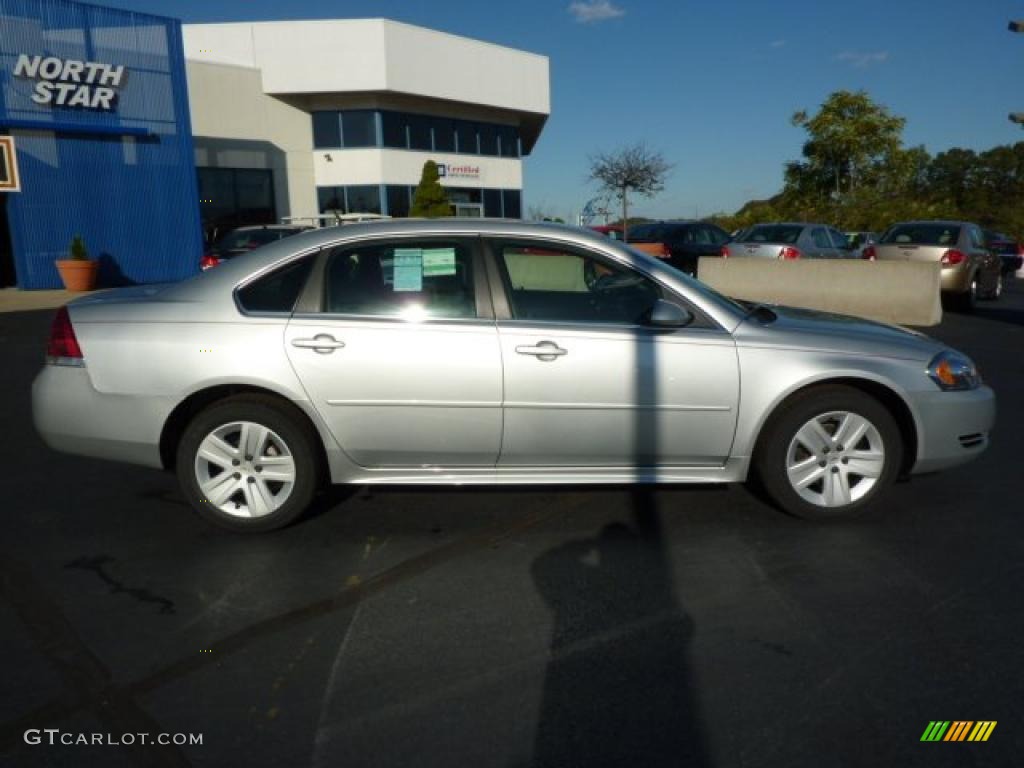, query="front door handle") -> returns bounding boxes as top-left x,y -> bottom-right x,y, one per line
291,334 -> 346,354
516,341 -> 568,361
